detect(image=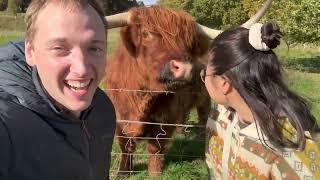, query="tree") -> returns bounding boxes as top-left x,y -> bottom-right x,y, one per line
4,0 -> 27,13
104,0 -> 141,15
1,0 -> 140,14
19,0 -> 30,12
241,0 -> 320,44
159,0 -> 247,29
286,0 -> 320,43
6,0 -> 18,15
0,0 -> 8,11
158,0 -> 193,11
